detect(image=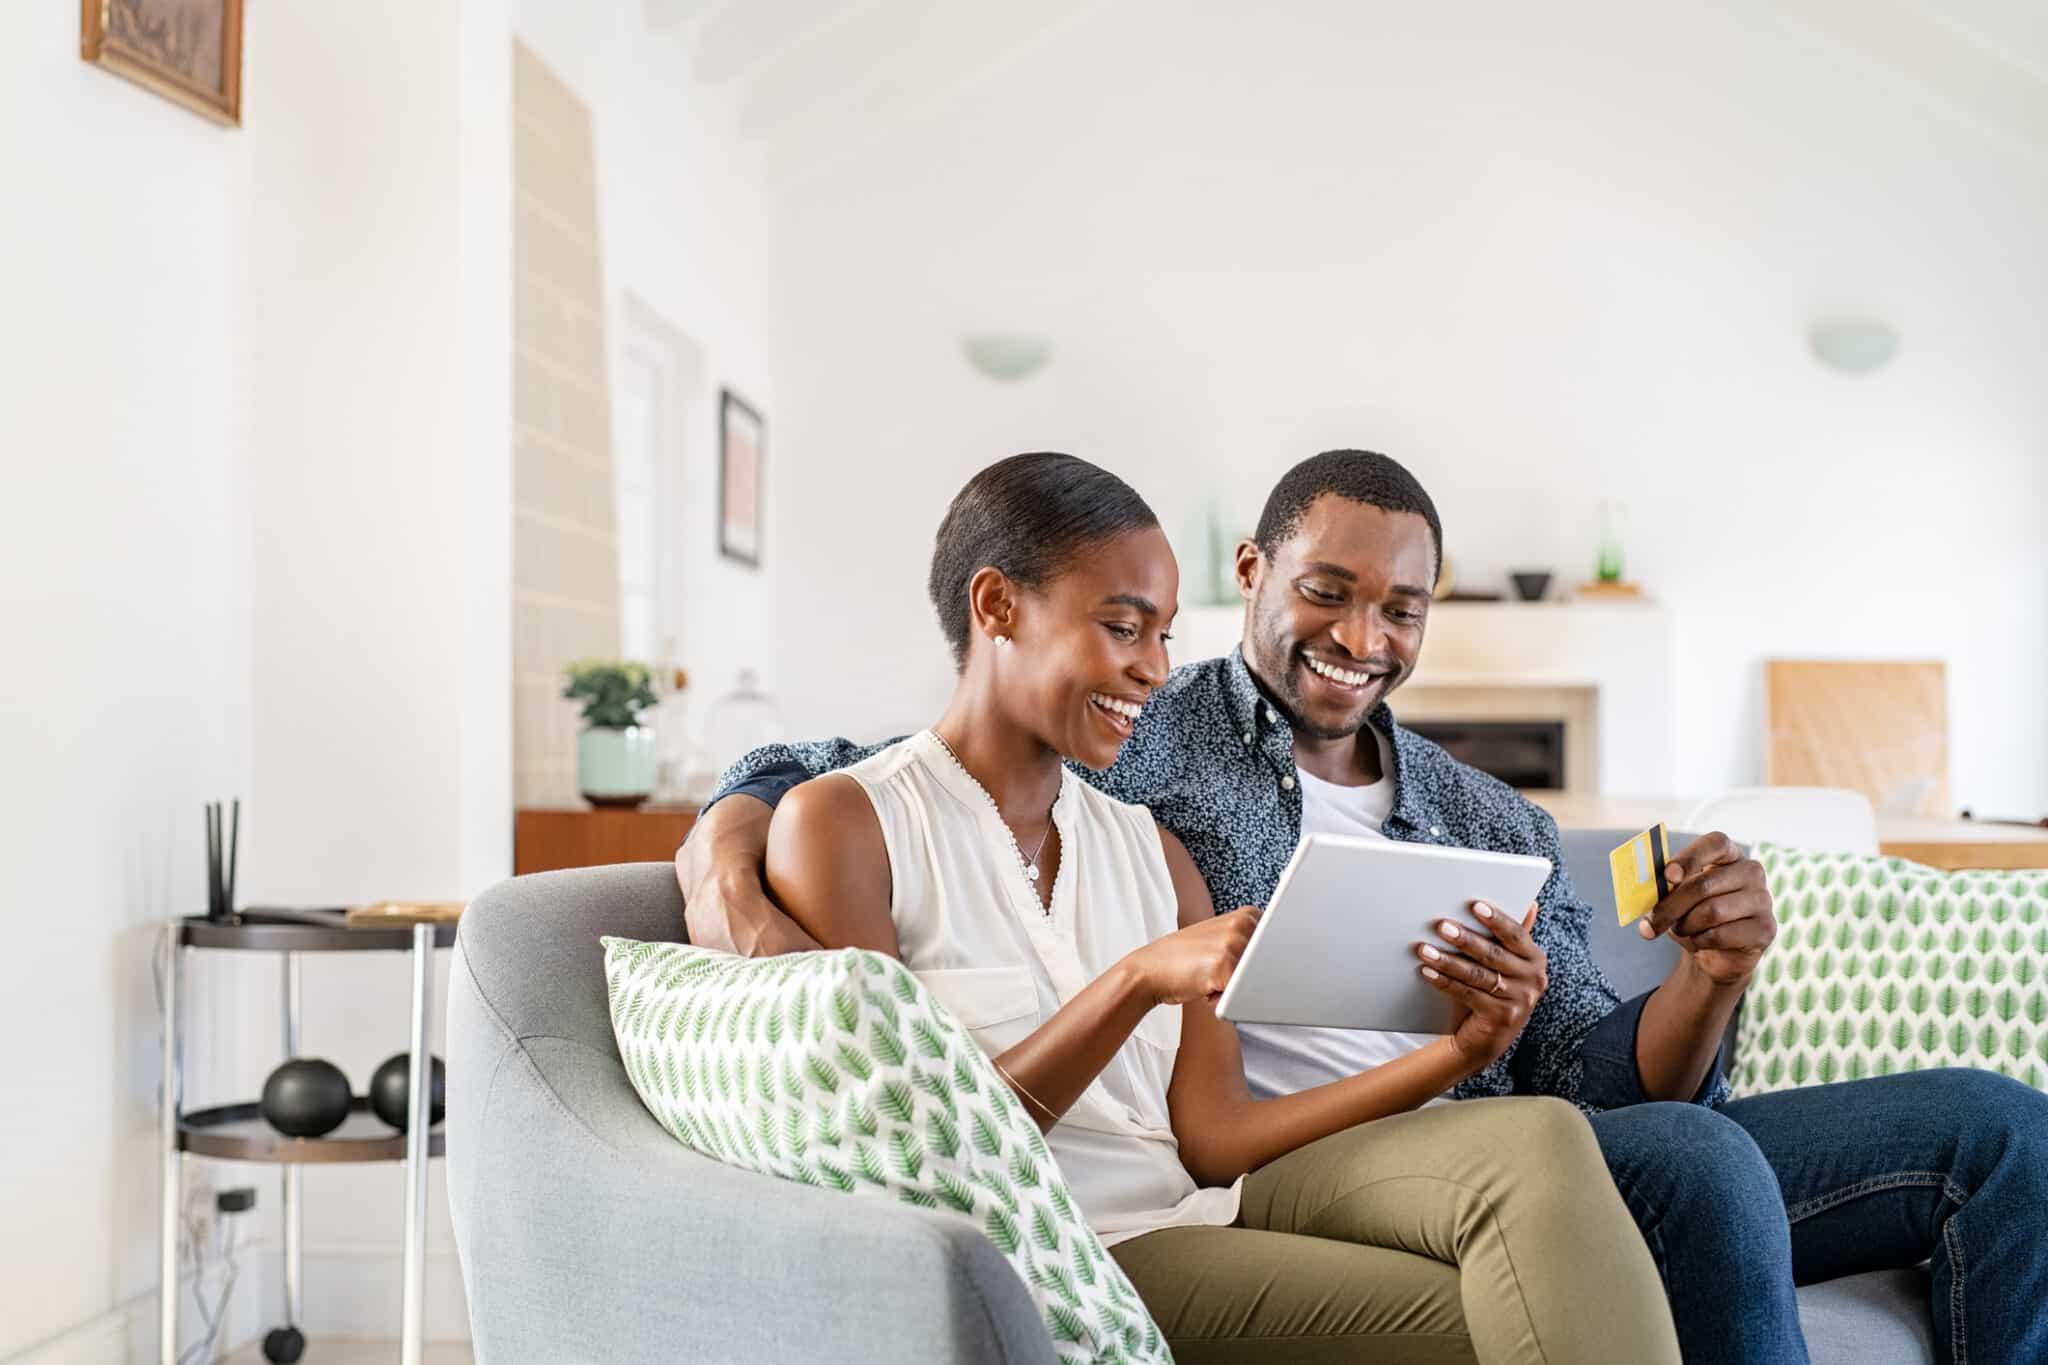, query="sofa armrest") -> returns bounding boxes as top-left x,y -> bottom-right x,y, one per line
449,945 -> 1056,1365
